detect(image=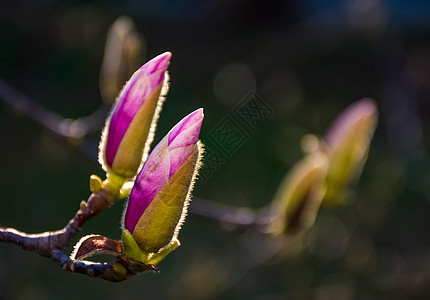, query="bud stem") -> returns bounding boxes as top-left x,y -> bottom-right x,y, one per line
102,171 -> 127,198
